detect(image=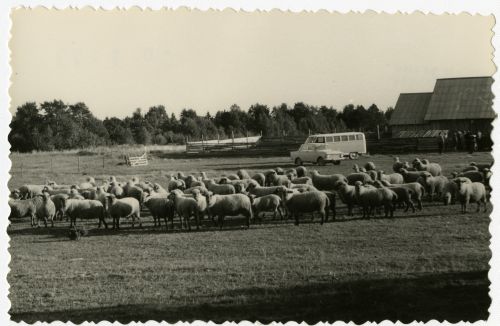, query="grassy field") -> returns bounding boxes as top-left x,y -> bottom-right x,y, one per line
8,150 -> 492,323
